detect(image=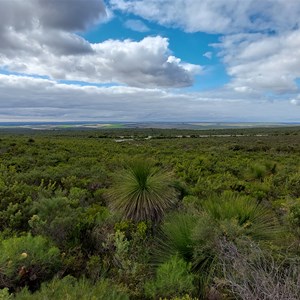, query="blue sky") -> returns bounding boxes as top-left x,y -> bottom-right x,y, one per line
0,0 -> 300,122
82,13 -> 229,92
